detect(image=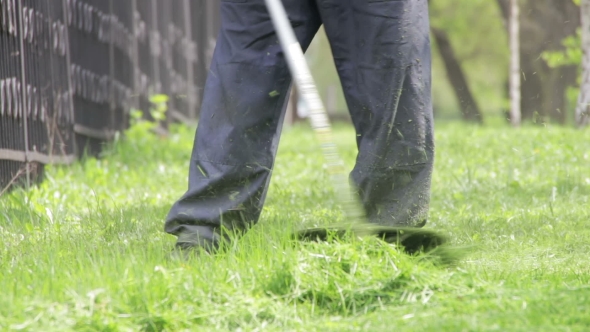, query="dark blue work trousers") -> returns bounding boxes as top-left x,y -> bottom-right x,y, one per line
166,0 -> 434,245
